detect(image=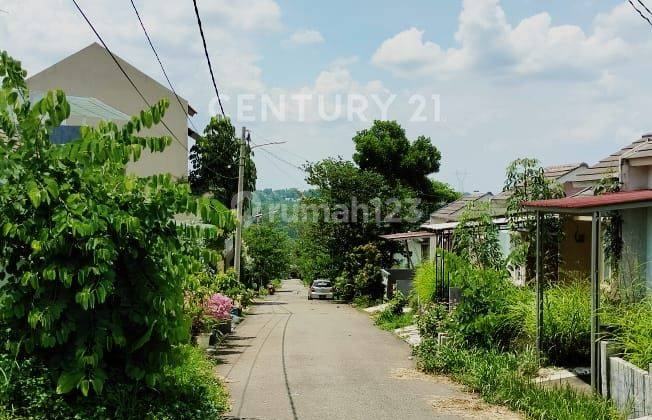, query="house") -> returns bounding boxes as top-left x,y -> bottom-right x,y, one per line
522,134 -> 652,396
26,43 -> 197,179
567,133 -> 652,289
